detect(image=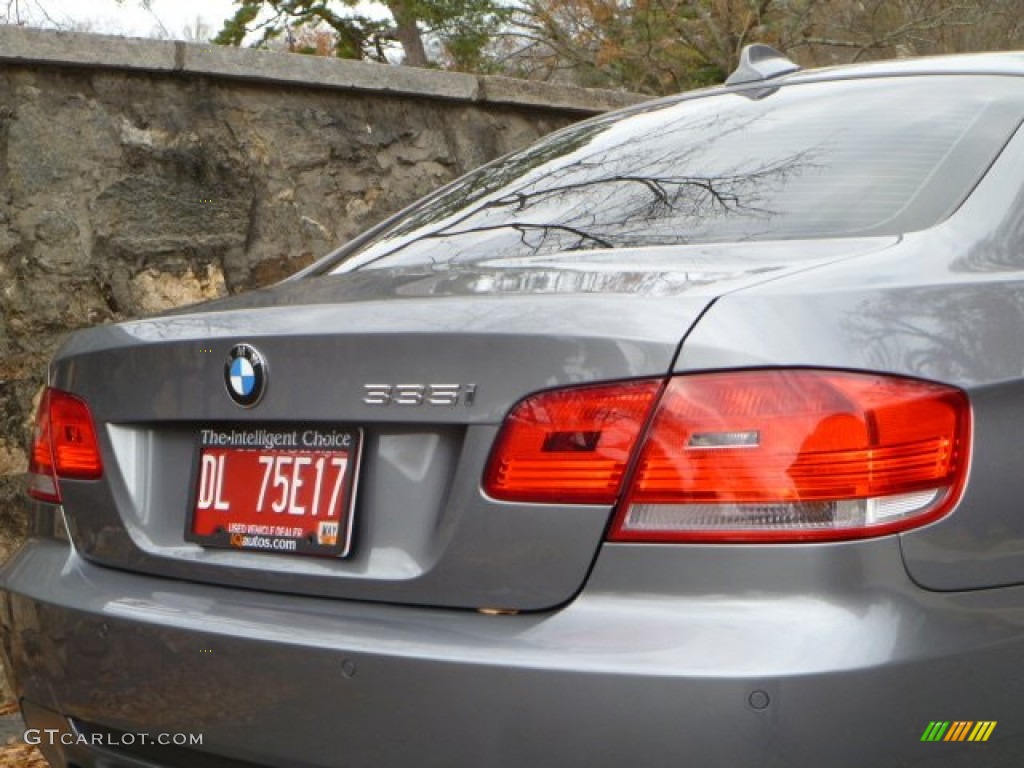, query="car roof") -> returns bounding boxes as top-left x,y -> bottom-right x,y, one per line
618,49 -> 1024,119
773,50 -> 1024,85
